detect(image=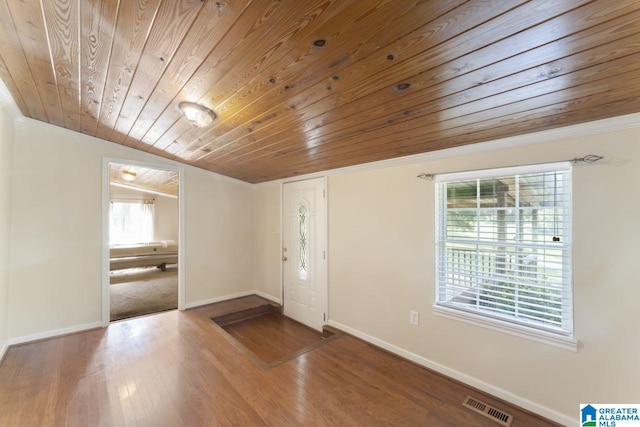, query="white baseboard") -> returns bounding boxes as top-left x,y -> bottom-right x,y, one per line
7,322 -> 102,347
0,340 -> 8,363
327,320 -> 574,426
1,289 -> 277,354
184,290 -> 282,310
254,291 -> 281,304
184,291 -> 255,309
